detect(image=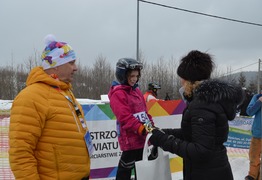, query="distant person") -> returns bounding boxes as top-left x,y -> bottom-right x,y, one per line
108,58 -> 154,180
245,93 -> 262,180
238,88 -> 253,116
9,34 -> 92,180
148,50 -> 244,180
143,82 -> 161,102
165,92 -> 171,101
